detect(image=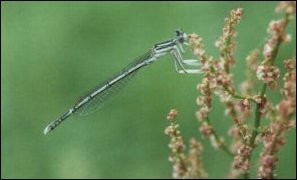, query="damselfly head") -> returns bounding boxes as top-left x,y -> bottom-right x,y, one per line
175,29 -> 187,44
